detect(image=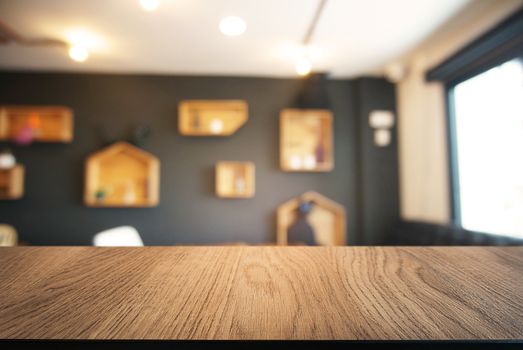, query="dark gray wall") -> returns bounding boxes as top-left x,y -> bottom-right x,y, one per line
354,78 -> 400,244
0,72 -> 397,245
